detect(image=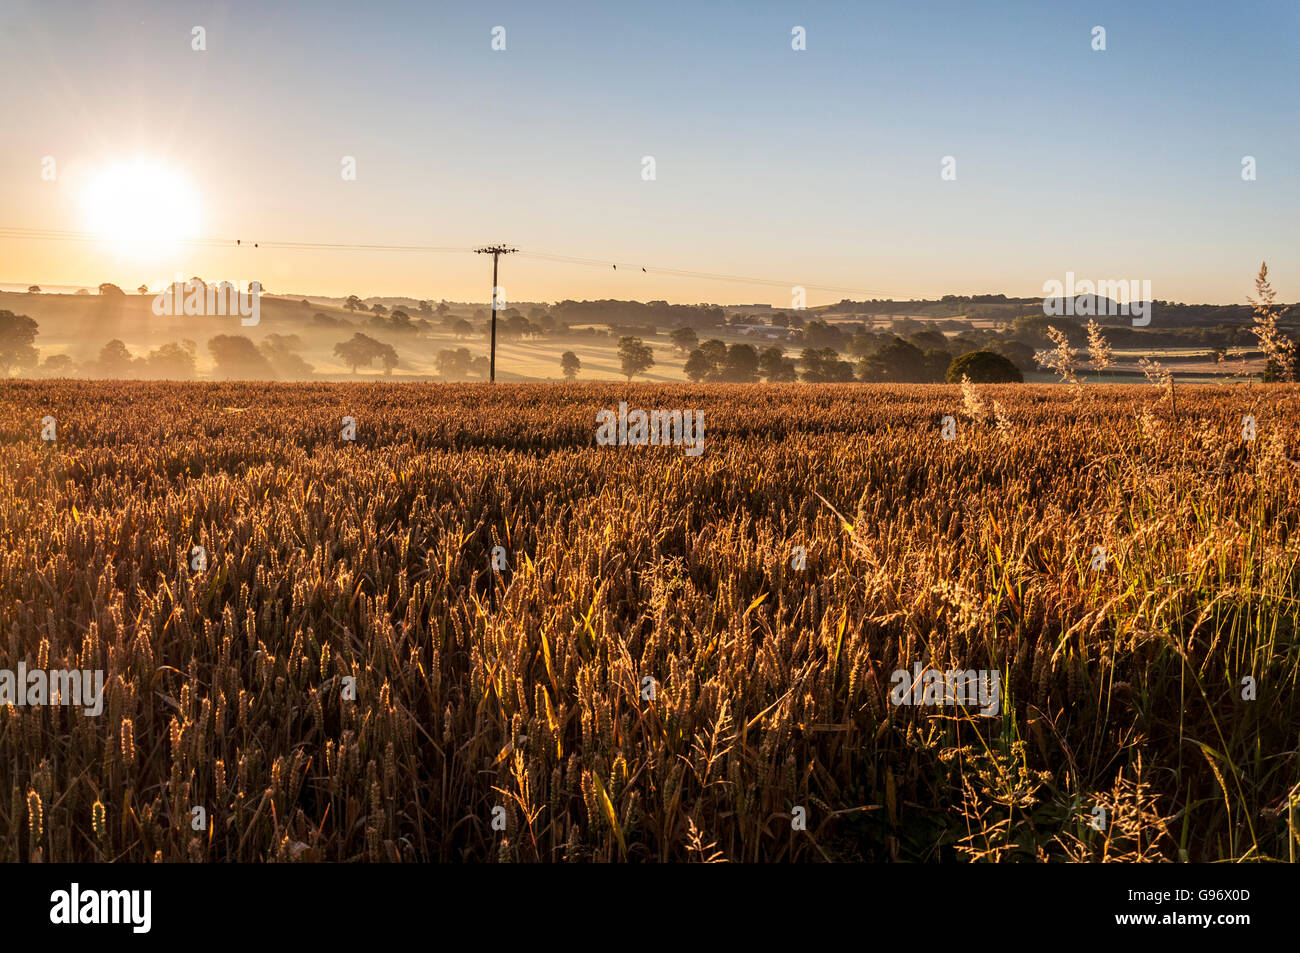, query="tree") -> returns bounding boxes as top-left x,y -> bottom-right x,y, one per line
684,349 -> 713,382
946,350 -> 1023,384
436,347 -> 472,380
40,353 -> 76,377
719,343 -> 759,382
908,329 -> 948,351
803,320 -> 846,350
682,339 -> 730,381
27,286 -> 40,294
856,338 -> 929,382
137,284 -> 149,295
145,342 -> 198,379
758,345 -> 798,381
855,333 -> 951,383
922,348 -> 953,381
418,300 -> 432,315
378,342 -> 399,375
209,335 -> 274,379
561,351 -> 581,381
499,311 -> 530,341
0,311 -> 39,376
468,355 -> 490,378
801,347 -> 855,382
848,331 -> 886,358
96,339 -> 137,378
698,339 -> 727,367
617,336 -> 655,381
669,326 -> 698,355
991,339 -> 1037,371
333,333 -> 385,374
259,334 -> 315,378
371,303 -> 389,317
344,295 -> 365,313
98,283 -> 125,296
452,319 -> 474,339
